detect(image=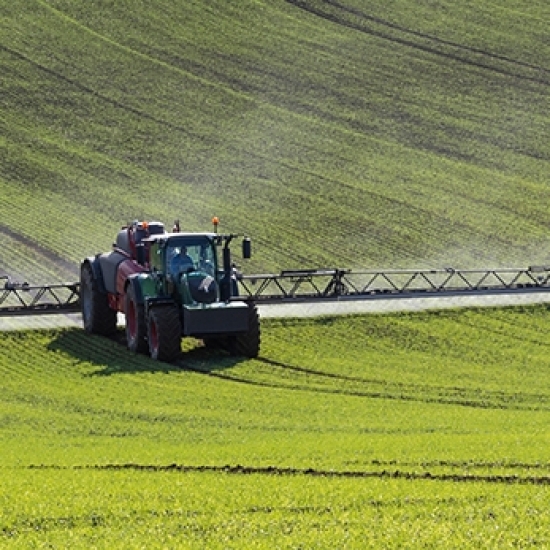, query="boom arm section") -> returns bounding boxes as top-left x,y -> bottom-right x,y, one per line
2,265 -> 550,316
0,276 -> 80,315
238,266 -> 550,301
